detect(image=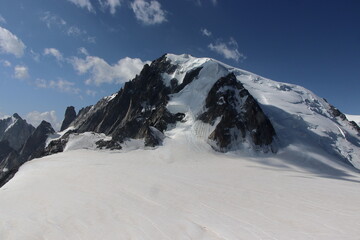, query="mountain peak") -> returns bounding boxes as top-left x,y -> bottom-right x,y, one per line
12,113 -> 21,120
59,53 -> 359,169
